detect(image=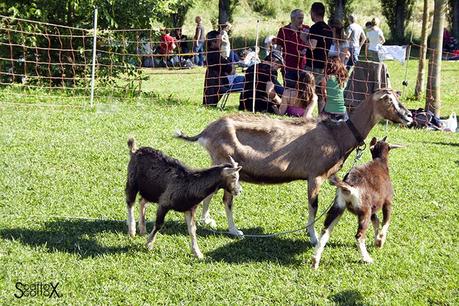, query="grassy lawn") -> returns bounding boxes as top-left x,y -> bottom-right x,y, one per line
0,60 -> 458,304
